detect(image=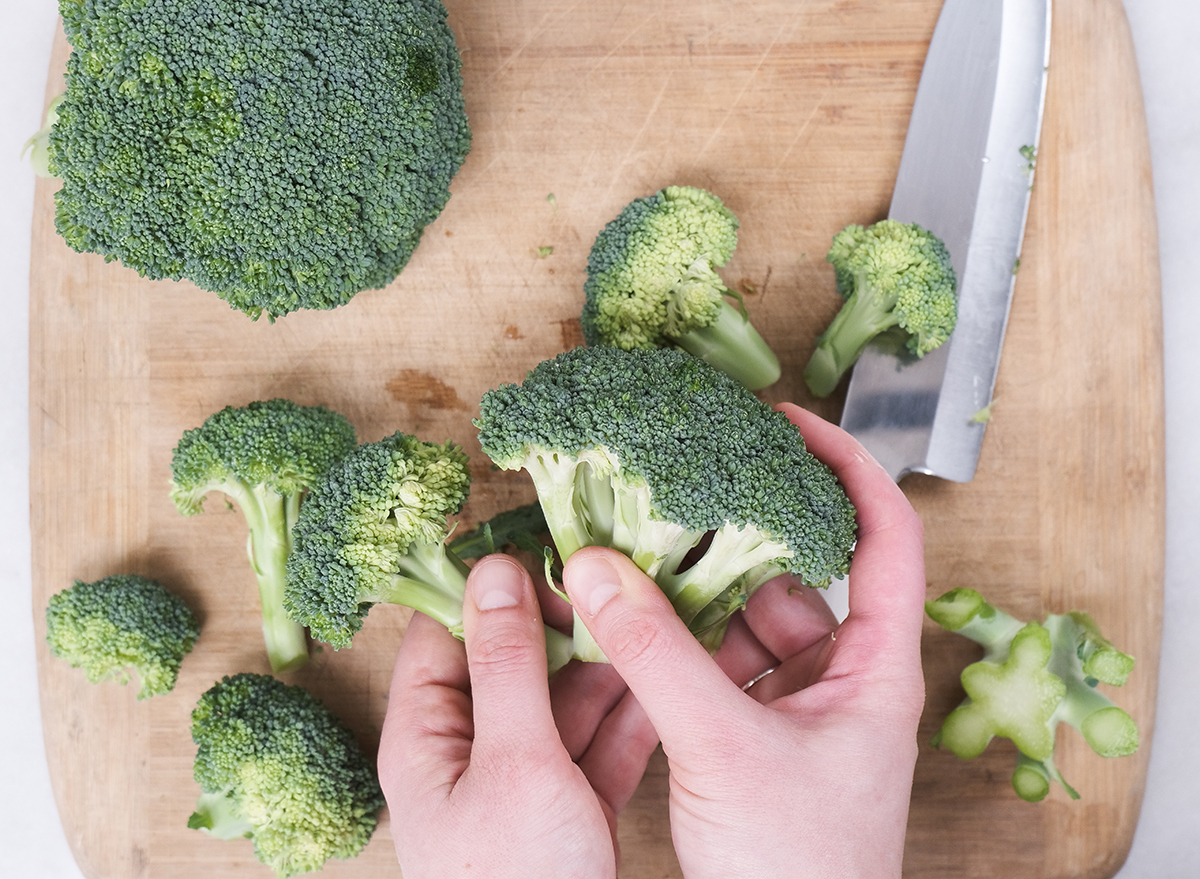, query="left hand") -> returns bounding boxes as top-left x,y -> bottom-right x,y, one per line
378,553 -> 658,879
